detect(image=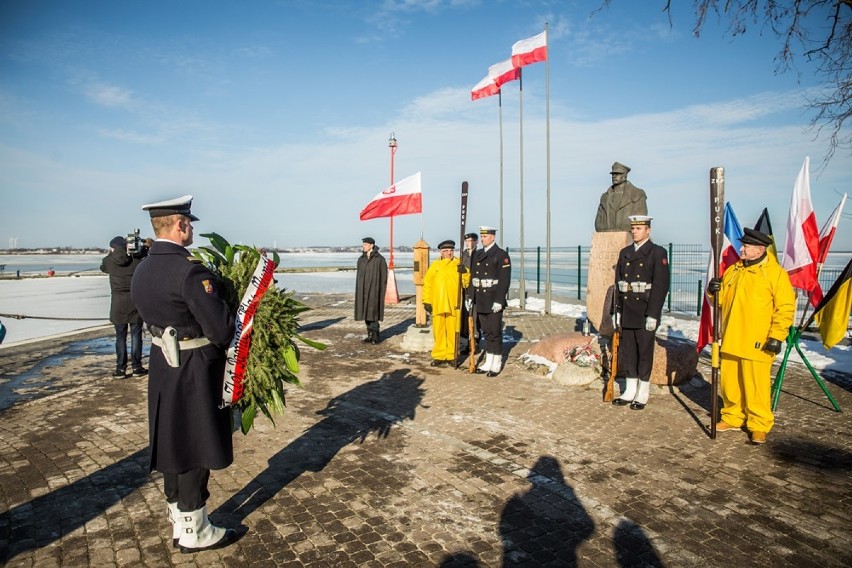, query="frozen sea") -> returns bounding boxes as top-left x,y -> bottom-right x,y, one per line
0,252 -> 849,377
